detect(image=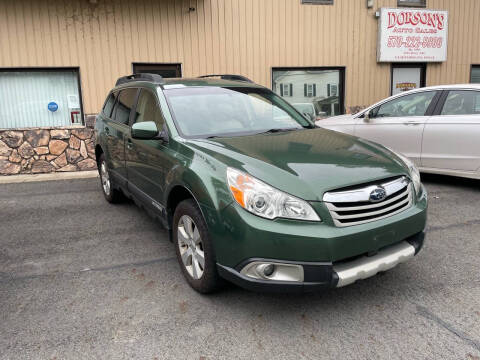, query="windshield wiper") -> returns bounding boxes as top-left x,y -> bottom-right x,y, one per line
257,128 -> 301,135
